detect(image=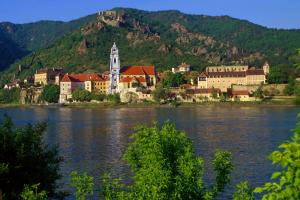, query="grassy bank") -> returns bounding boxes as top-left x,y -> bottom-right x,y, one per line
0,96 -> 298,109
